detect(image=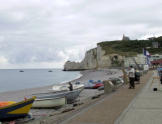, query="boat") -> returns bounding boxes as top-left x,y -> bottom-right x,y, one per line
84,82 -> 96,89
48,70 -> 53,72
32,97 -> 66,108
93,83 -> 104,89
35,87 -> 84,104
109,77 -> 124,85
0,101 -> 16,107
98,78 -> 124,90
52,82 -> 84,92
19,70 -> 24,72
98,85 -> 104,90
0,97 -> 36,121
84,80 -> 103,89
